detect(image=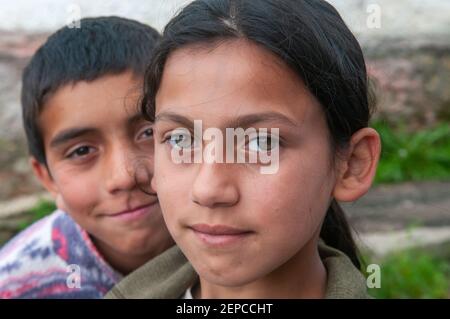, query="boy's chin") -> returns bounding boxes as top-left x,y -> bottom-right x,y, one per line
116,231 -> 173,255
